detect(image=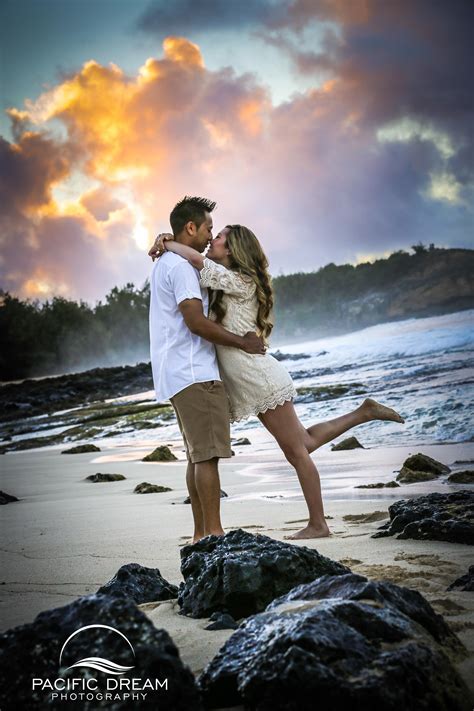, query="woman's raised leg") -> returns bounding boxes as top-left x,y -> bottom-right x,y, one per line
258,400 -> 330,539
301,397 -> 405,454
